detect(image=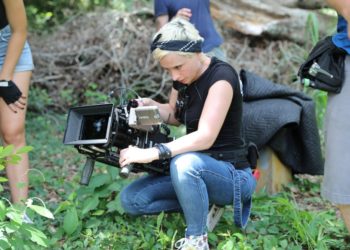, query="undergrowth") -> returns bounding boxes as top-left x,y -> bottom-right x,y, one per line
3,111 -> 343,249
